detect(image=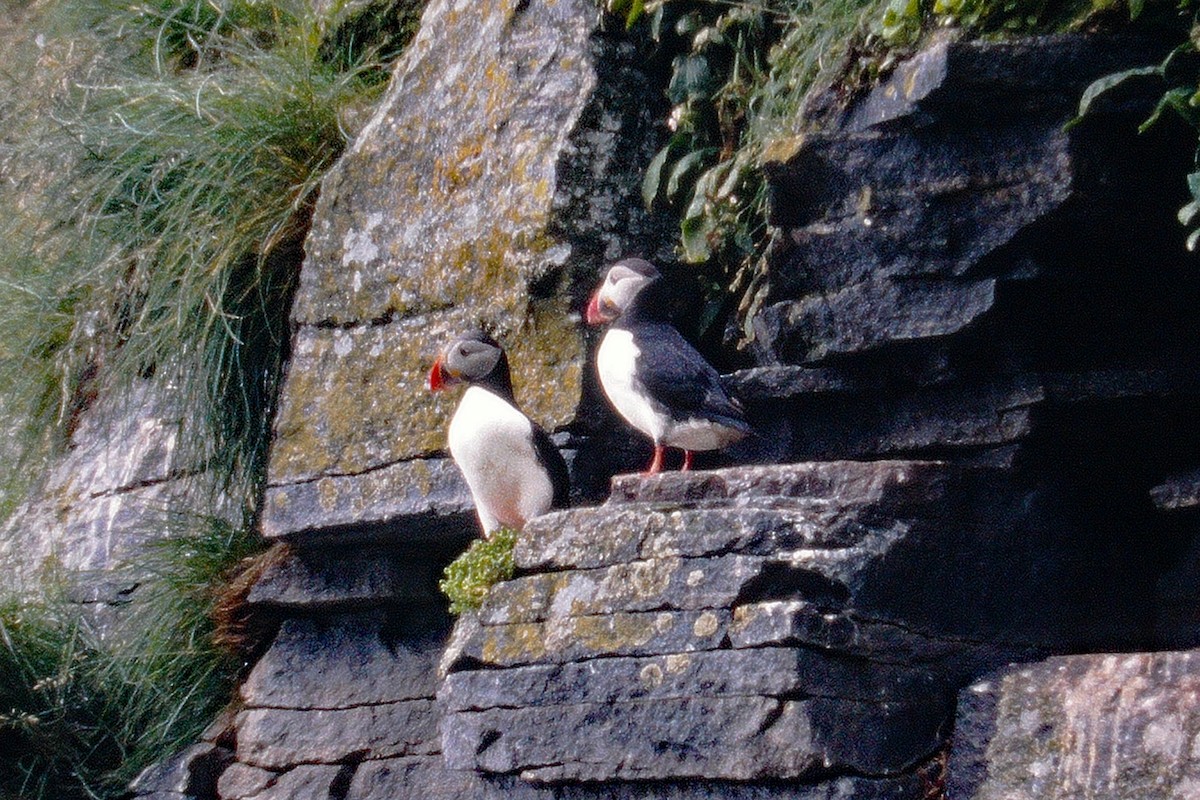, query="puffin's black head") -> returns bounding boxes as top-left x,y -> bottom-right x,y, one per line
585,258 -> 661,325
428,331 -> 514,398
